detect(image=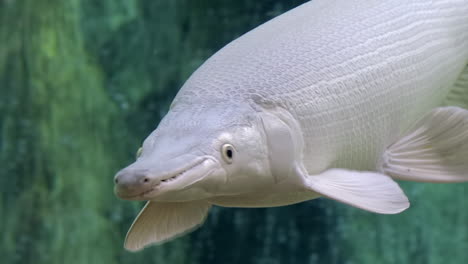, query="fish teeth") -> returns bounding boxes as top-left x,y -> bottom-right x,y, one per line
159,160 -> 204,185
161,170 -> 186,184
